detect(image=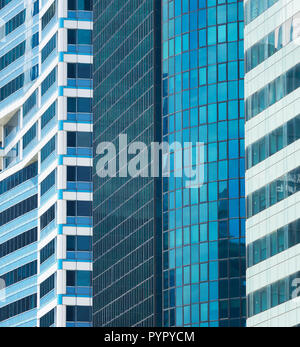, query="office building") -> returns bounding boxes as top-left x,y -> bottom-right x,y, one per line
0,0 -> 93,327
245,0 -> 300,327
93,0 -> 163,327
161,0 -> 246,327
93,0 -> 246,327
